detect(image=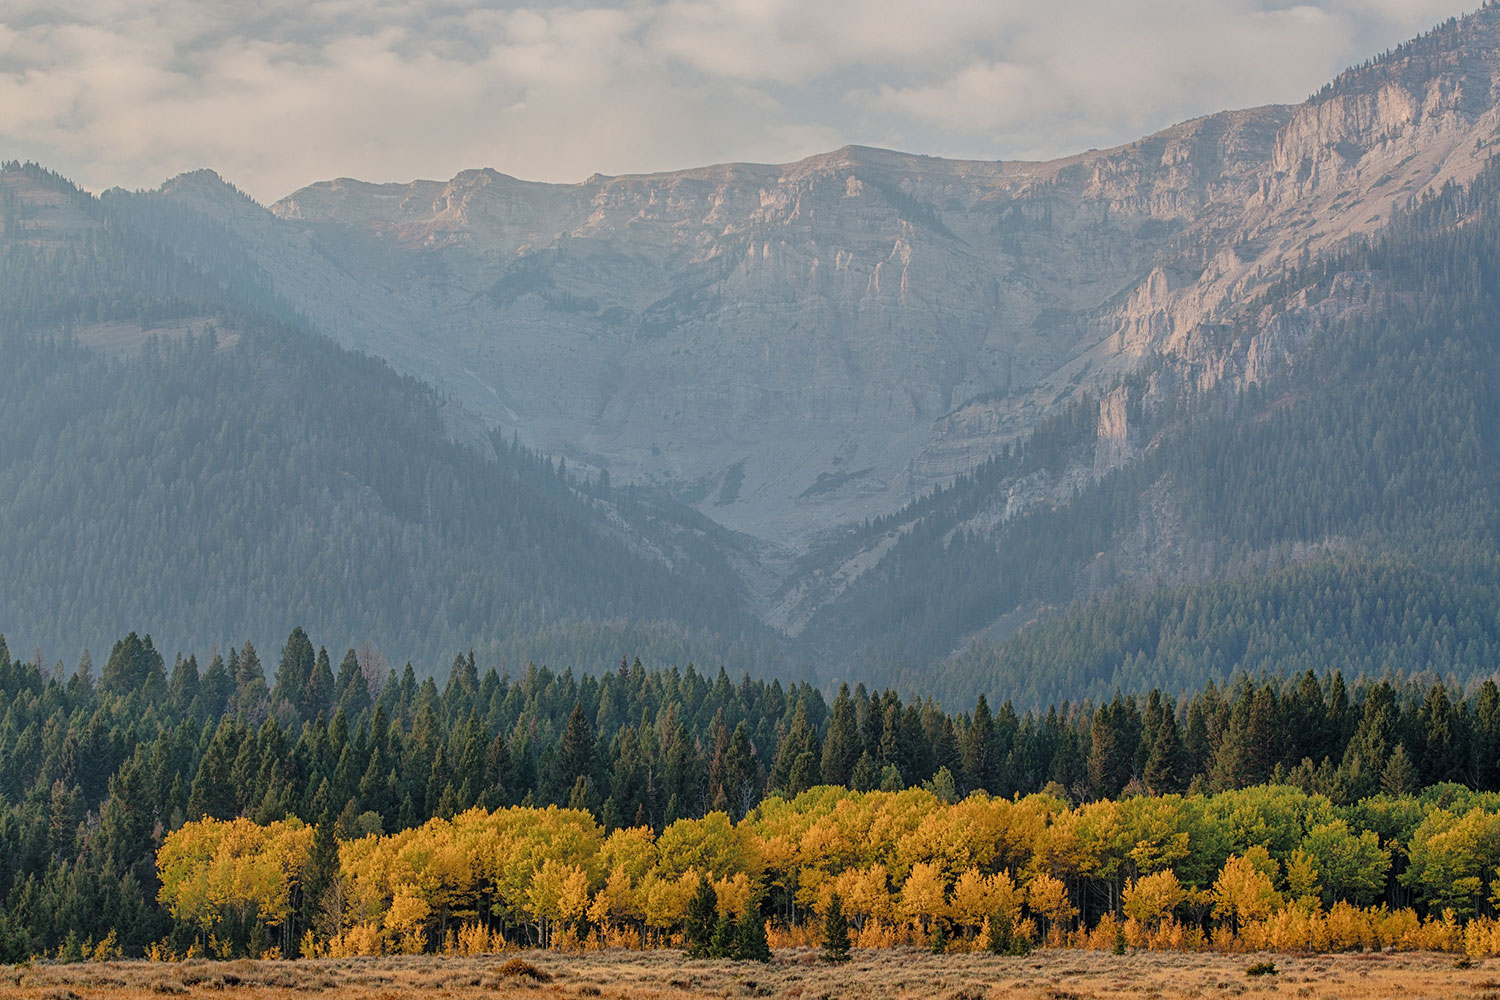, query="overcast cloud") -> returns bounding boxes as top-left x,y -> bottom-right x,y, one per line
0,0 -> 1469,203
